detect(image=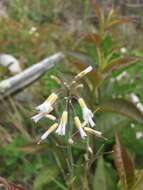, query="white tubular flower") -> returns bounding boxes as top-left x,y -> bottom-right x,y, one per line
74,116 -> 87,139
75,66 -> 93,79
39,123 -> 58,143
78,98 -> 95,127
55,111 -> 68,136
84,127 -> 102,138
36,93 -> 58,113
